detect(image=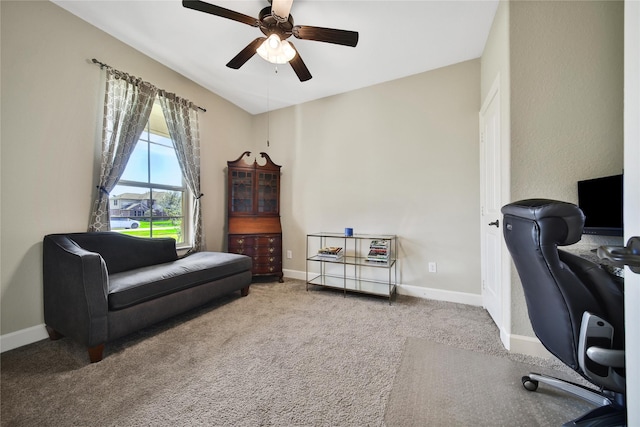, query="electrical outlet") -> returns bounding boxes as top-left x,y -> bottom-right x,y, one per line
428,262 -> 437,273
286,250 -> 293,259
